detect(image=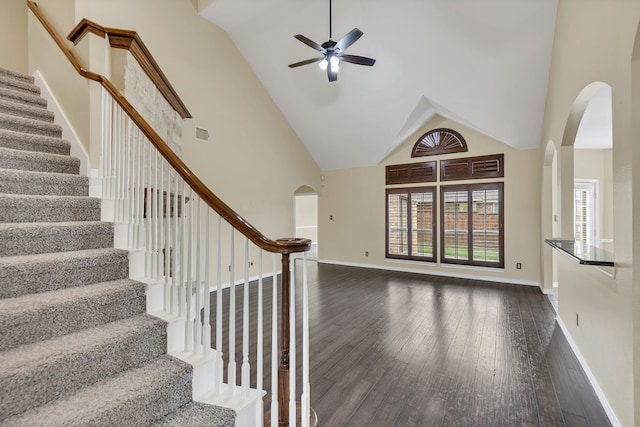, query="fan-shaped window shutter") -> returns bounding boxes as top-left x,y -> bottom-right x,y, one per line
411,128 -> 468,157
